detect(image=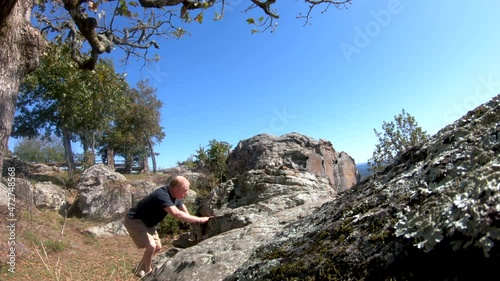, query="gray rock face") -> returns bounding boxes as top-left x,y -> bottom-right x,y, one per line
71,164 -> 132,219
33,181 -> 65,211
226,95 -> 500,280
146,165 -> 336,280
151,199 -> 330,281
227,133 -> 359,193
